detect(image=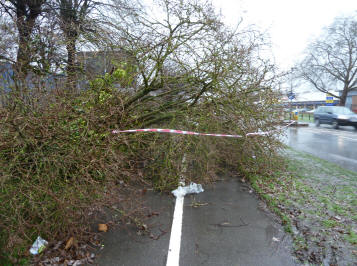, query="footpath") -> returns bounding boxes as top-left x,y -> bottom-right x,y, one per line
94,148 -> 357,265
95,178 -> 298,266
